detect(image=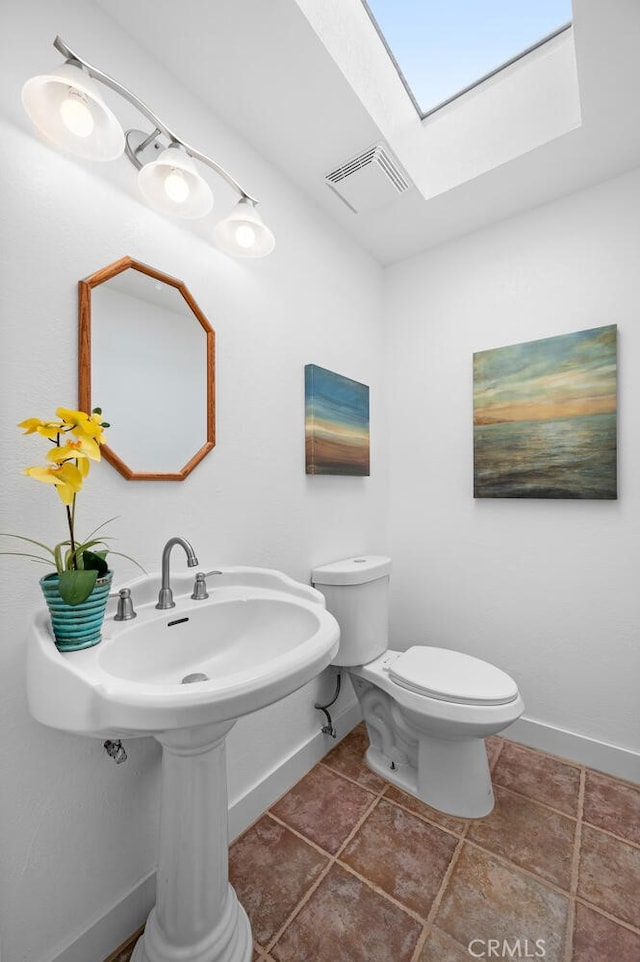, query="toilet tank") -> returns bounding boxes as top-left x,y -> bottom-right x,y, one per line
311,556 -> 391,667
